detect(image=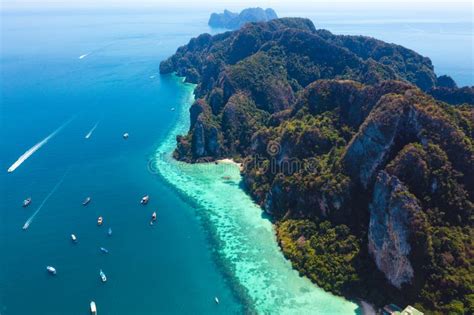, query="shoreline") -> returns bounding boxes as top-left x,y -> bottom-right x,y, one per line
152,74 -> 360,314
215,158 -> 244,171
